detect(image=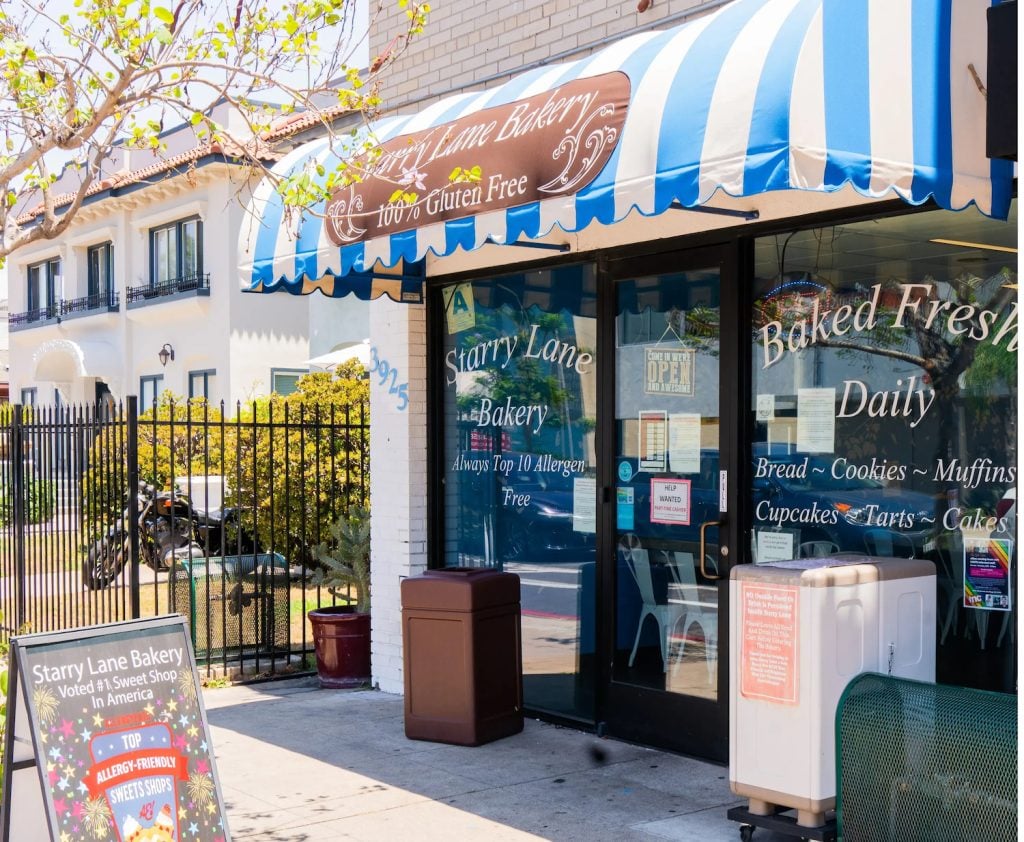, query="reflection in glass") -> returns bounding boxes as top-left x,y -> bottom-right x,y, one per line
750,203 -> 1017,692
88,243 -> 111,297
614,269 -> 721,701
439,265 -> 597,721
183,220 -> 199,277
